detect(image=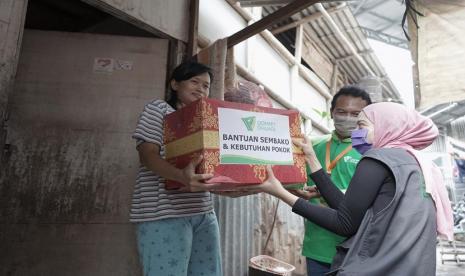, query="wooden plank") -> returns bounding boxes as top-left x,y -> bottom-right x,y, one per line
1,31 -> 170,275
239,0 -> 293,7
290,24 -> 303,102
168,39 -> 185,95
407,12 -> 421,108
271,3 -> 344,35
0,0 -> 15,23
186,0 -> 199,57
301,30 -> 334,86
0,0 -> 28,154
272,12 -> 320,35
330,63 -> 339,95
294,24 -> 303,63
82,0 -> 189,41
227,0 -> 319,48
